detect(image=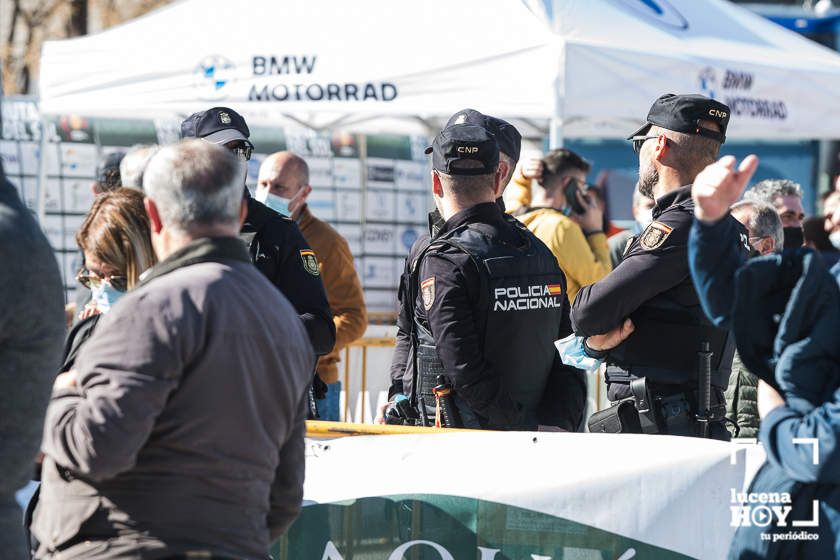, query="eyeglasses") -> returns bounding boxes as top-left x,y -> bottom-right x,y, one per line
630,135 -> 660,155
76,268 -> 127,292
229,145 -> 253,161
